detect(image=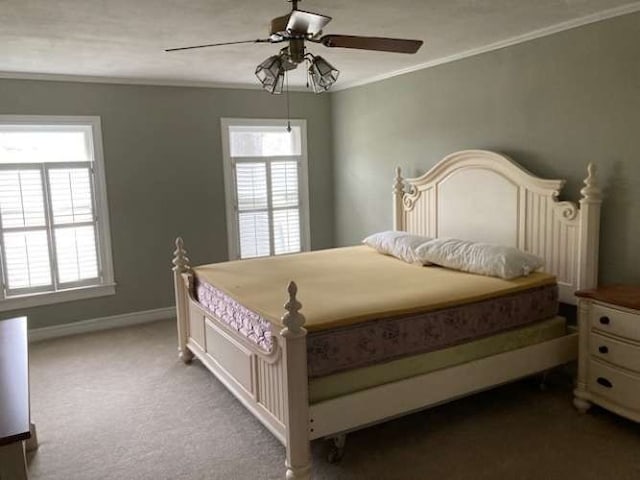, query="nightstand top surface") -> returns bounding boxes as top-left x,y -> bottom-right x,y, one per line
576,285 -> 640,311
